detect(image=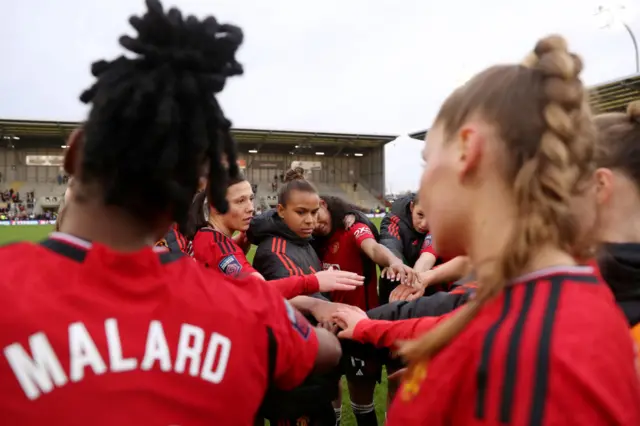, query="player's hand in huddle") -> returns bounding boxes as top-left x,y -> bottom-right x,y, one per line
389,284 -> 424,302
314,270 -> 364,292
310,301 -> 364,324
381,263 -> 415,285
414,268 -> 437,289
343,214 -> 356,230
318,321 -> 339,335
331,306 -> 368,339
